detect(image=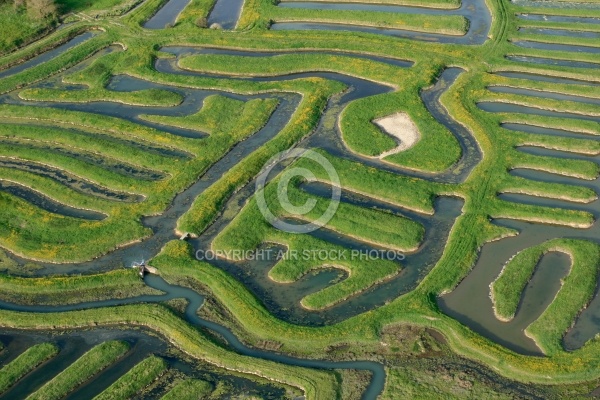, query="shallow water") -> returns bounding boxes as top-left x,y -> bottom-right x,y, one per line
502,122 -> 600,141
207,0 -> 245,29
143,0 -> 191,29
518,27 -> 600,39
440,236 -> 572,355
441,110 -> 600,352
513,1 -> 600,9
505,55 -> 600,70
